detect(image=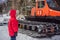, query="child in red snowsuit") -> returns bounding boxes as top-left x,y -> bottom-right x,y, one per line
8,9 -> 18,40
